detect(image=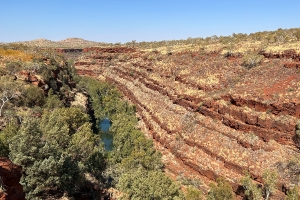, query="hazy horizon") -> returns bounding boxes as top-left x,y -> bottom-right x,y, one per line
1,0 -> 300,43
